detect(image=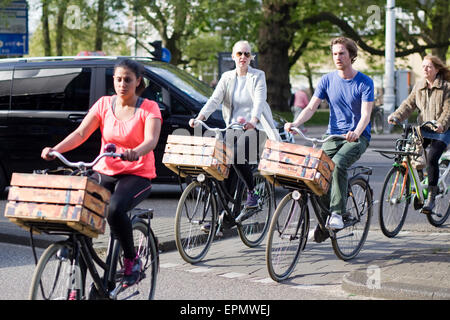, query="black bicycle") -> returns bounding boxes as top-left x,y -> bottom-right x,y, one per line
265,128 -> 373,281
174,120 -> 274,264
28,145 -> 159,300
